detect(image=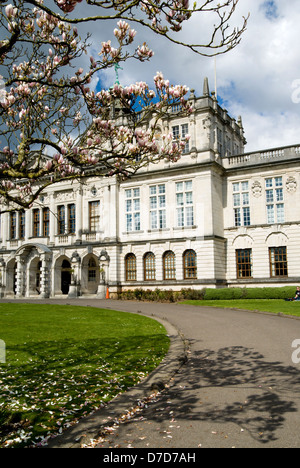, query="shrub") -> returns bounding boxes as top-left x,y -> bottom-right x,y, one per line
243,286 -> 296,300
204,288 -> 243,300
203,286 -> 297,300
